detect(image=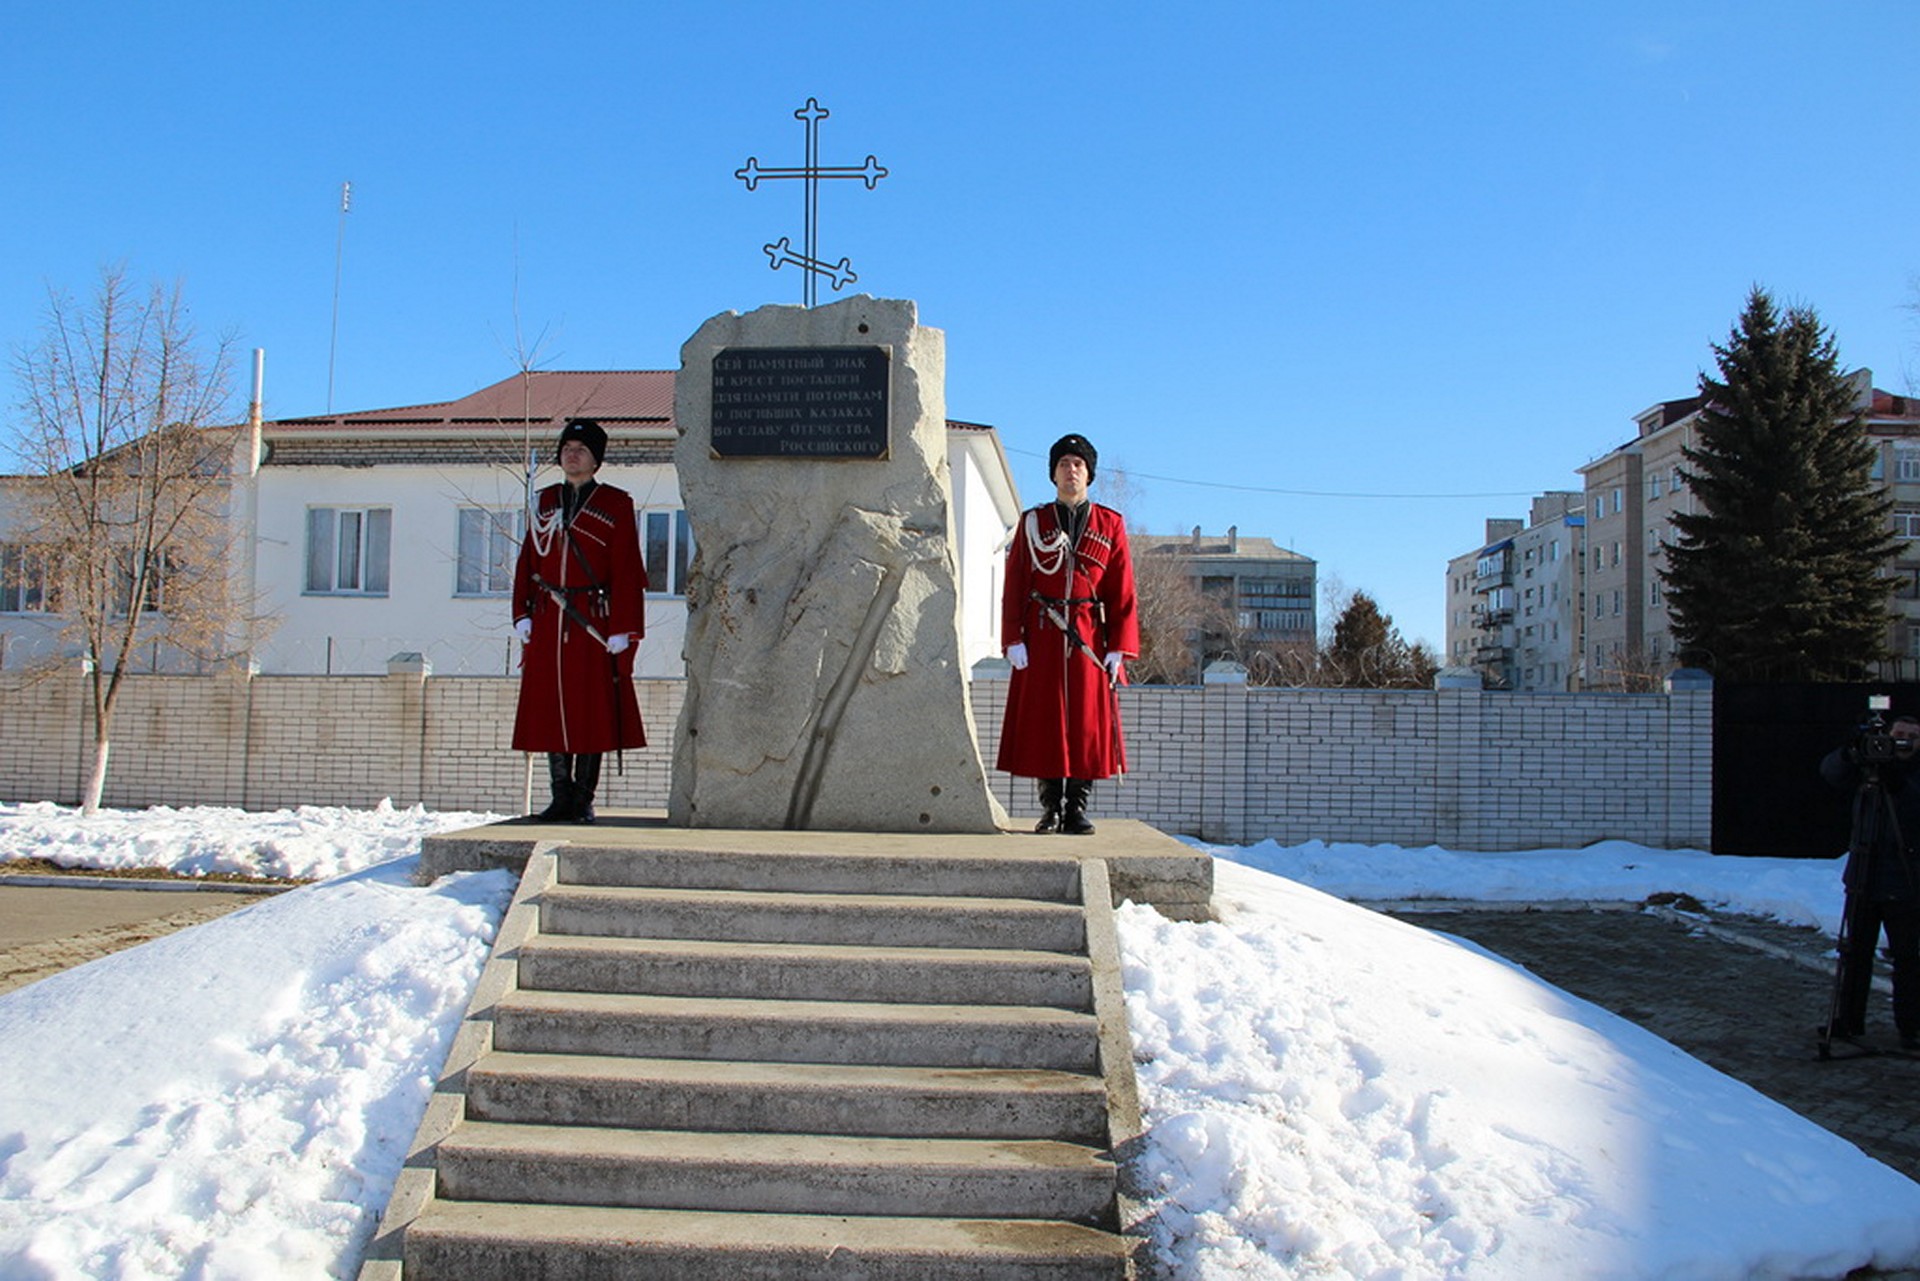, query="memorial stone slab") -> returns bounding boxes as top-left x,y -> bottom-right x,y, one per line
670,296 -> 1006,832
